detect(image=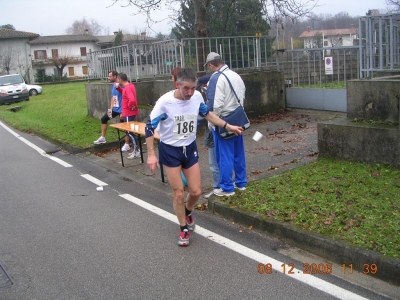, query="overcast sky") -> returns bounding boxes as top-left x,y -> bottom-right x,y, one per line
3,0 -> 387,37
